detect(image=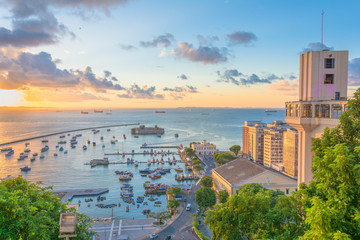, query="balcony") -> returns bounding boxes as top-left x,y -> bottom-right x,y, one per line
285,99 -> 347,128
